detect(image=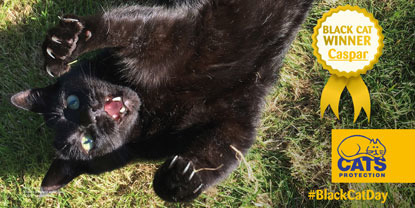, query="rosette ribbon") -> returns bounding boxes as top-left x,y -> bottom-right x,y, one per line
313,5 -> 383,123
320,74 -> 370,122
